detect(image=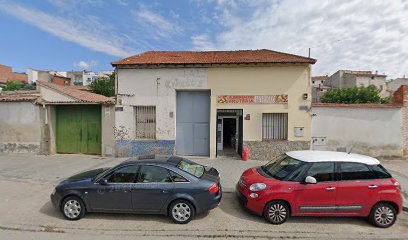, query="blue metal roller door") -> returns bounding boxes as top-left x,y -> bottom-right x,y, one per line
176,91 -> 210,156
